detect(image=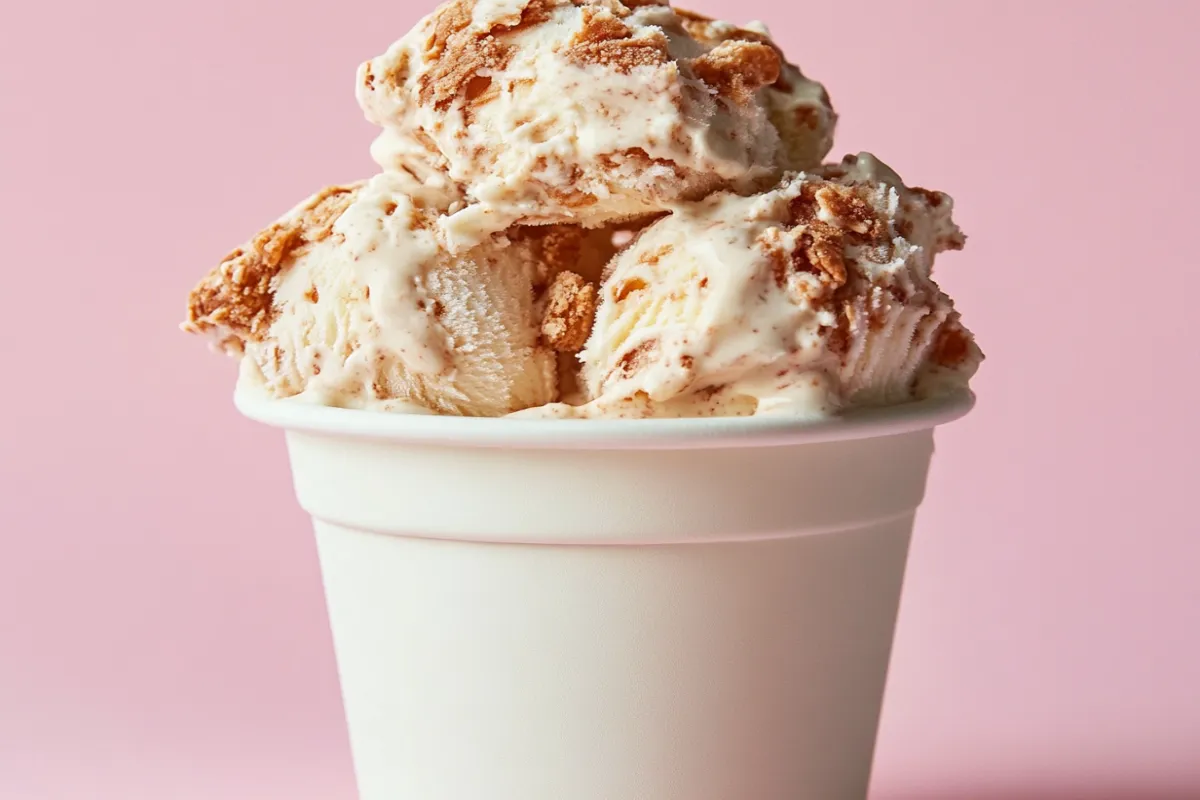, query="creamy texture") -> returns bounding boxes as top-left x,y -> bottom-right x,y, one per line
185,0 -> 980,420
356,0 -> 833,249
674,14 -> 836,172
186,177 -> 577,416
521,153 -> 979,418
